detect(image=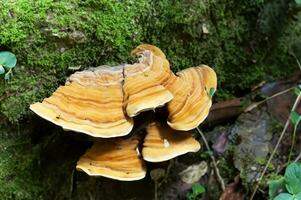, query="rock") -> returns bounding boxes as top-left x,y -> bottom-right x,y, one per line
260,72 -> 301,132
68,31 -> 86,44
202,23 -> 209,34
179,161 -> 208,184
231,107 -> 272,184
